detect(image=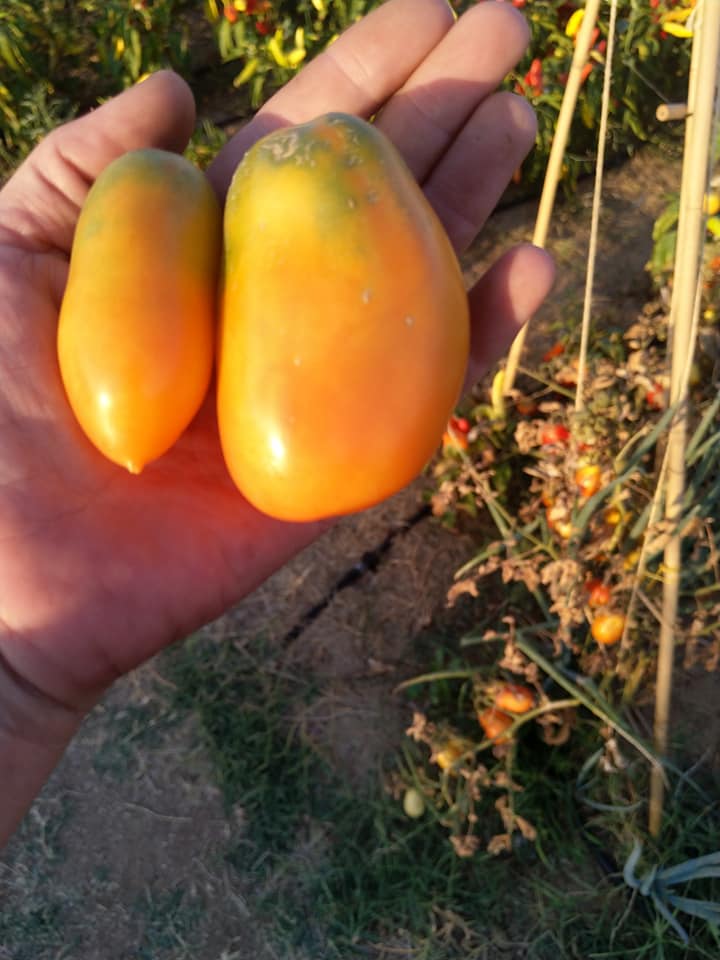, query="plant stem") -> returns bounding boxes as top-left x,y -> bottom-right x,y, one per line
504,0 -> 603,395
650,0 -> 720,838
